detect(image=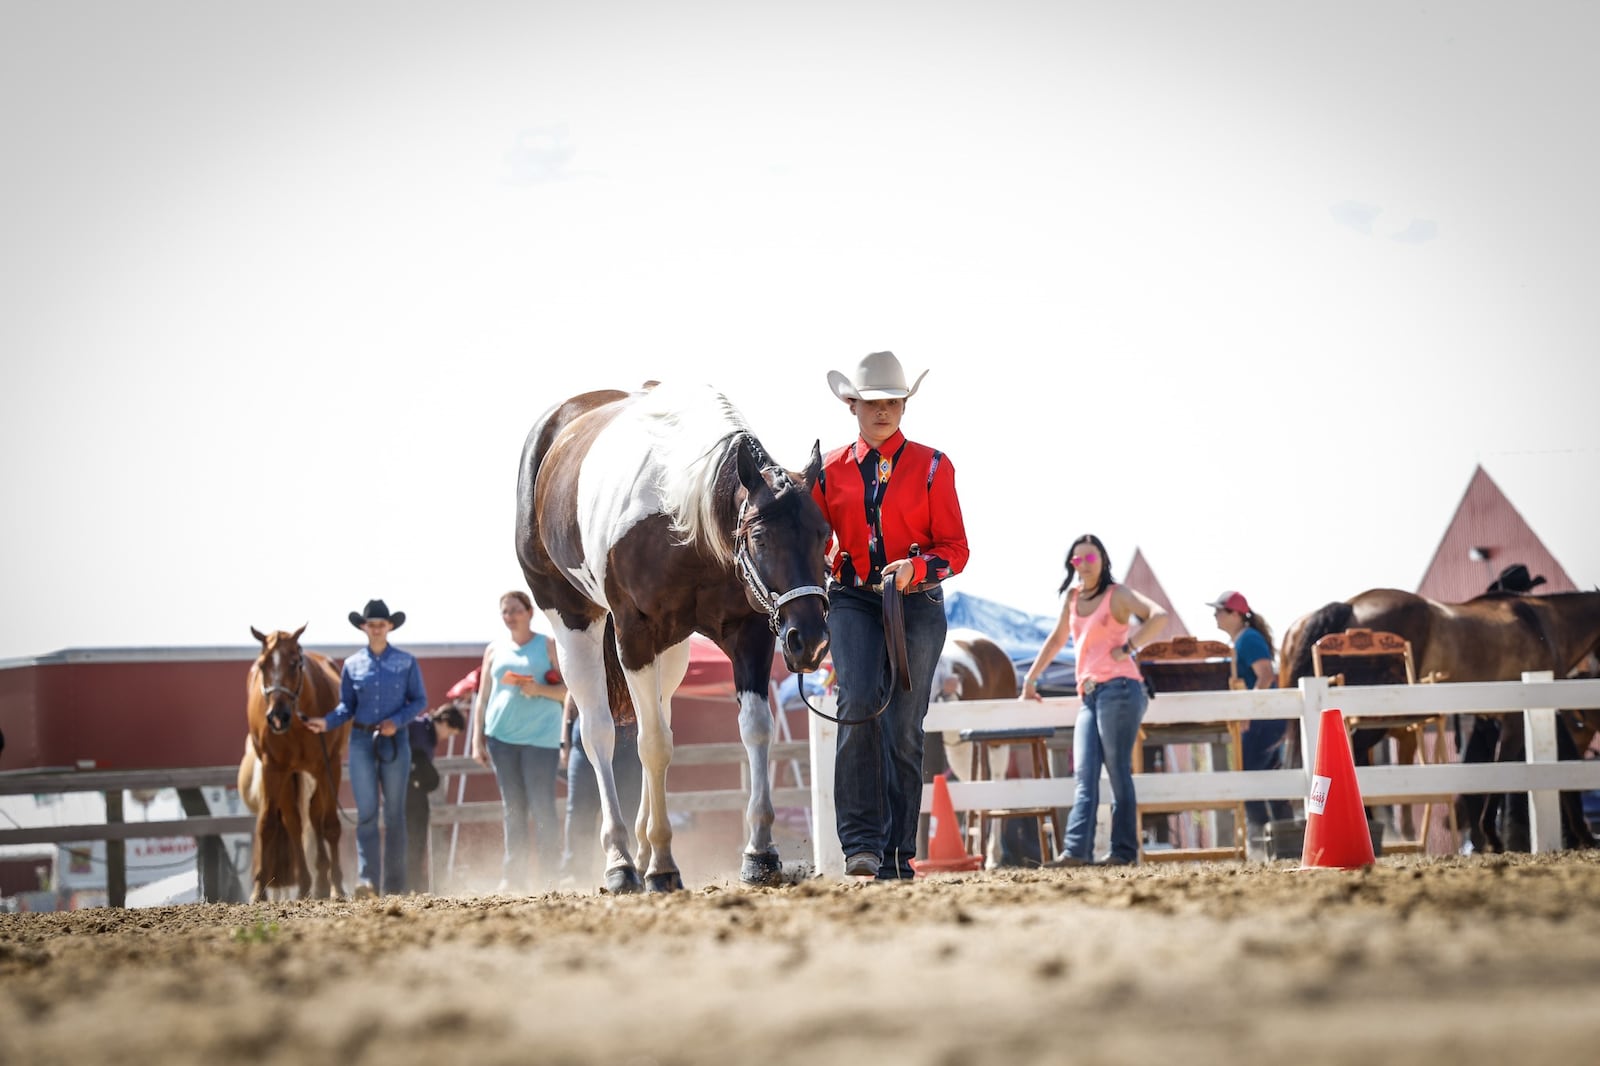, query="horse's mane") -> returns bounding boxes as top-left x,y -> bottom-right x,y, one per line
636,383 -> 755,567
